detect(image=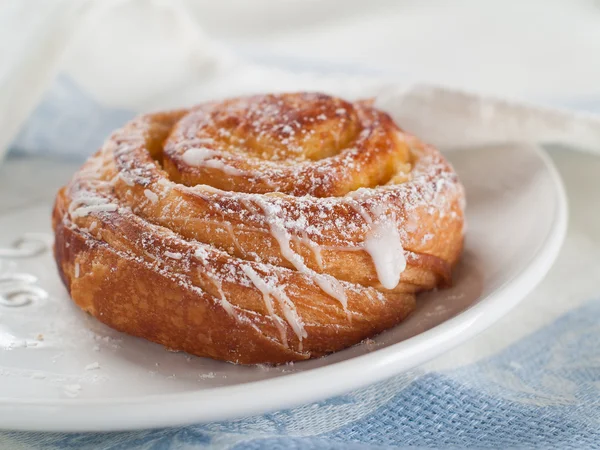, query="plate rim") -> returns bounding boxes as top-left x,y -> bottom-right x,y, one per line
0,143 -> 568,431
